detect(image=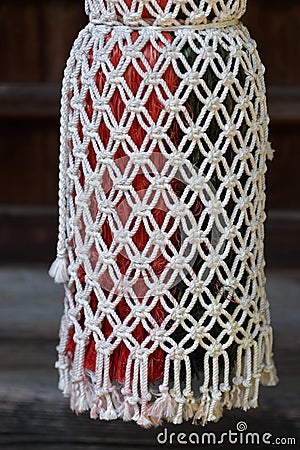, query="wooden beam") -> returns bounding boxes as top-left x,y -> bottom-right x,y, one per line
268,86 -> 300,125
0,83 -> 60,119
